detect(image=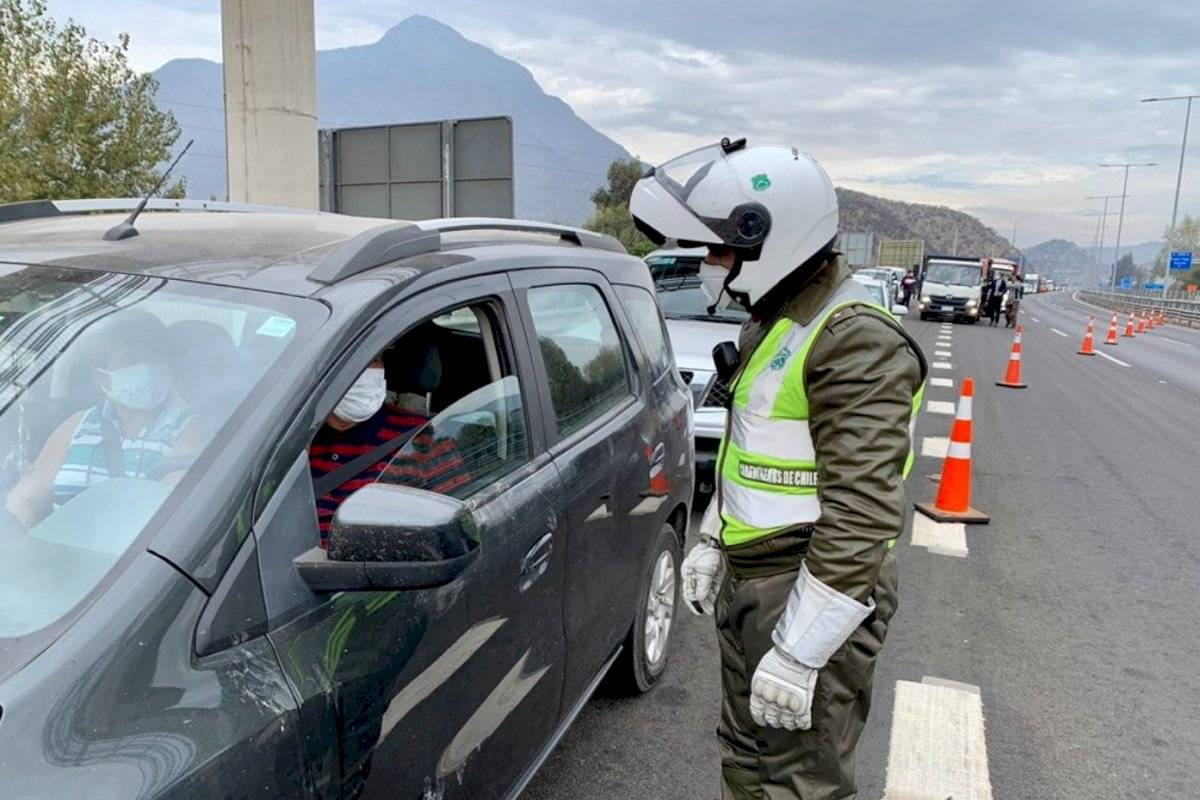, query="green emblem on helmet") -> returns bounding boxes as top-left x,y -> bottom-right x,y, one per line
769,346 -> 791,371
751,173 -> 771,191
